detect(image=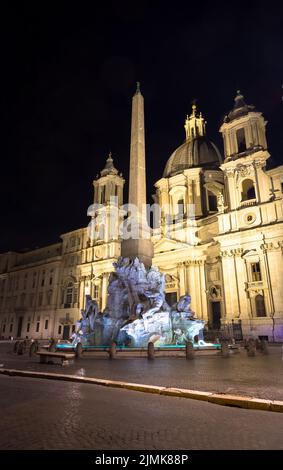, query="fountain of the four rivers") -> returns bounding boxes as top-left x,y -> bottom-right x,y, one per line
65,84 -> 214,351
